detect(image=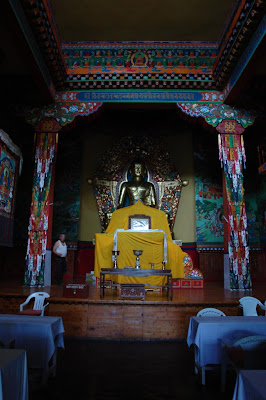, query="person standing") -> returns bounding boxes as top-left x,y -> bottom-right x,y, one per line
53,234 -> 67,285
